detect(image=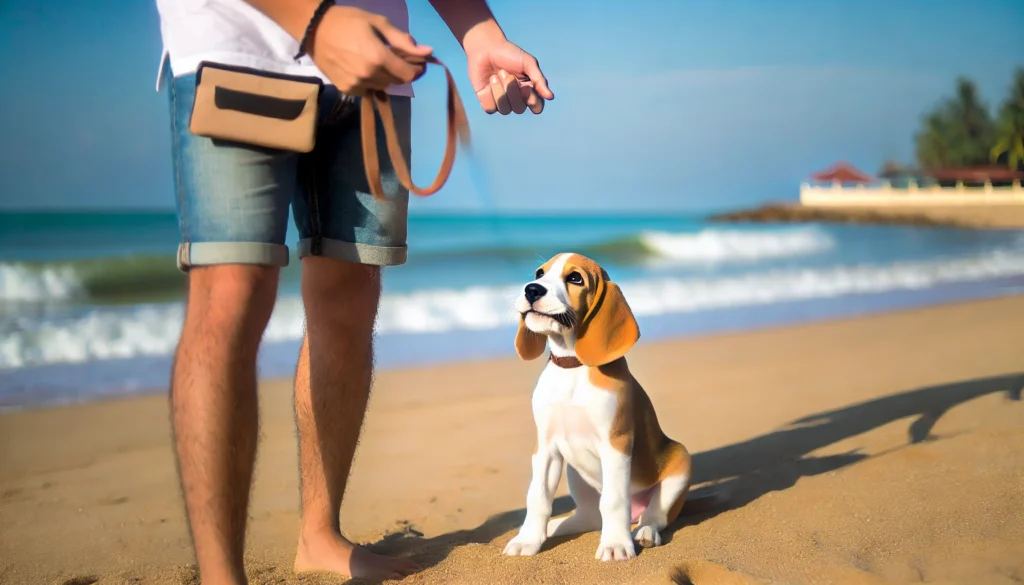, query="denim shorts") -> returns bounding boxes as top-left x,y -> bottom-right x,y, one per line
164,65 -> 411,271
